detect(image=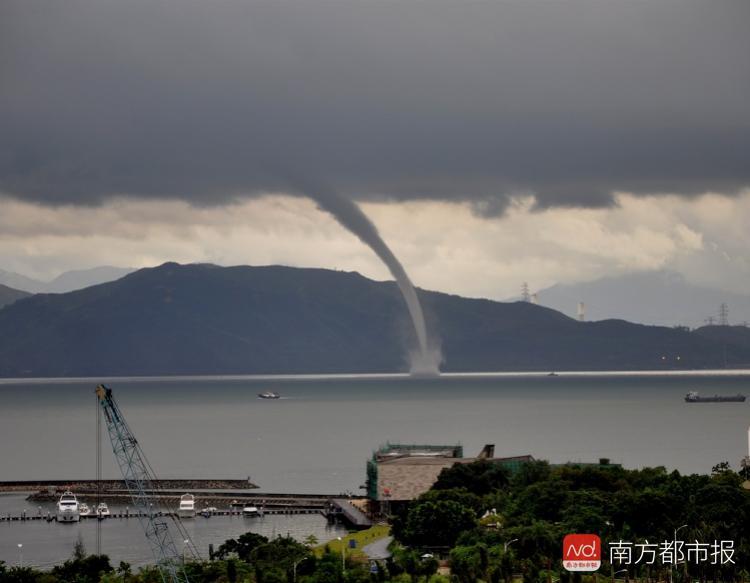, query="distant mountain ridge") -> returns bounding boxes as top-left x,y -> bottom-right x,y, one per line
0,283 -> 30,309
0,262 -> 749,377
0,266 -> 134,294
0,269 -> 46,294
533,271 -> 750,328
